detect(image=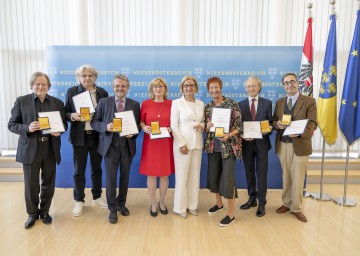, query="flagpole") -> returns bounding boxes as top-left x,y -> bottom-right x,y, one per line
310,138 -> 332,201
302,0 -> 313,198
333,145 -> 356,206
310,0 -> 337,202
